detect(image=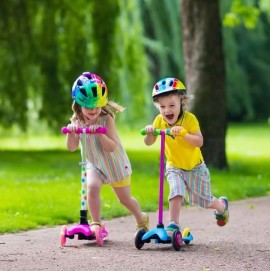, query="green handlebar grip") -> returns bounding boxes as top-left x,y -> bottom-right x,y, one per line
153,129 -> 161,136
140,128 -> 162,136
140,129 -> 146,135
